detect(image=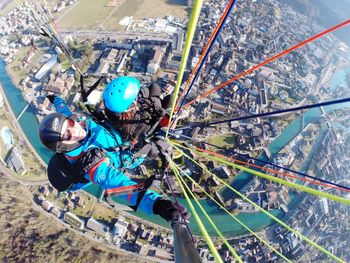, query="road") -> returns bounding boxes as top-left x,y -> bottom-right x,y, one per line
61,30 -> 173,42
